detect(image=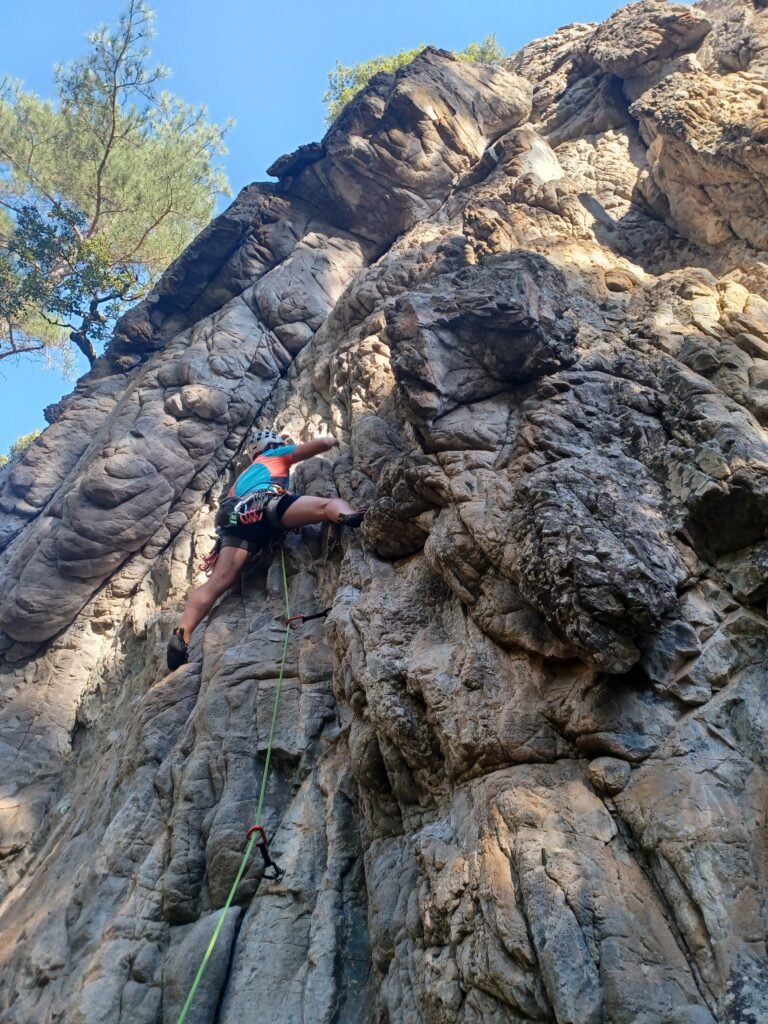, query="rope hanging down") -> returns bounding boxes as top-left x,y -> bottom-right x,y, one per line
176,547 -> 294,1024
